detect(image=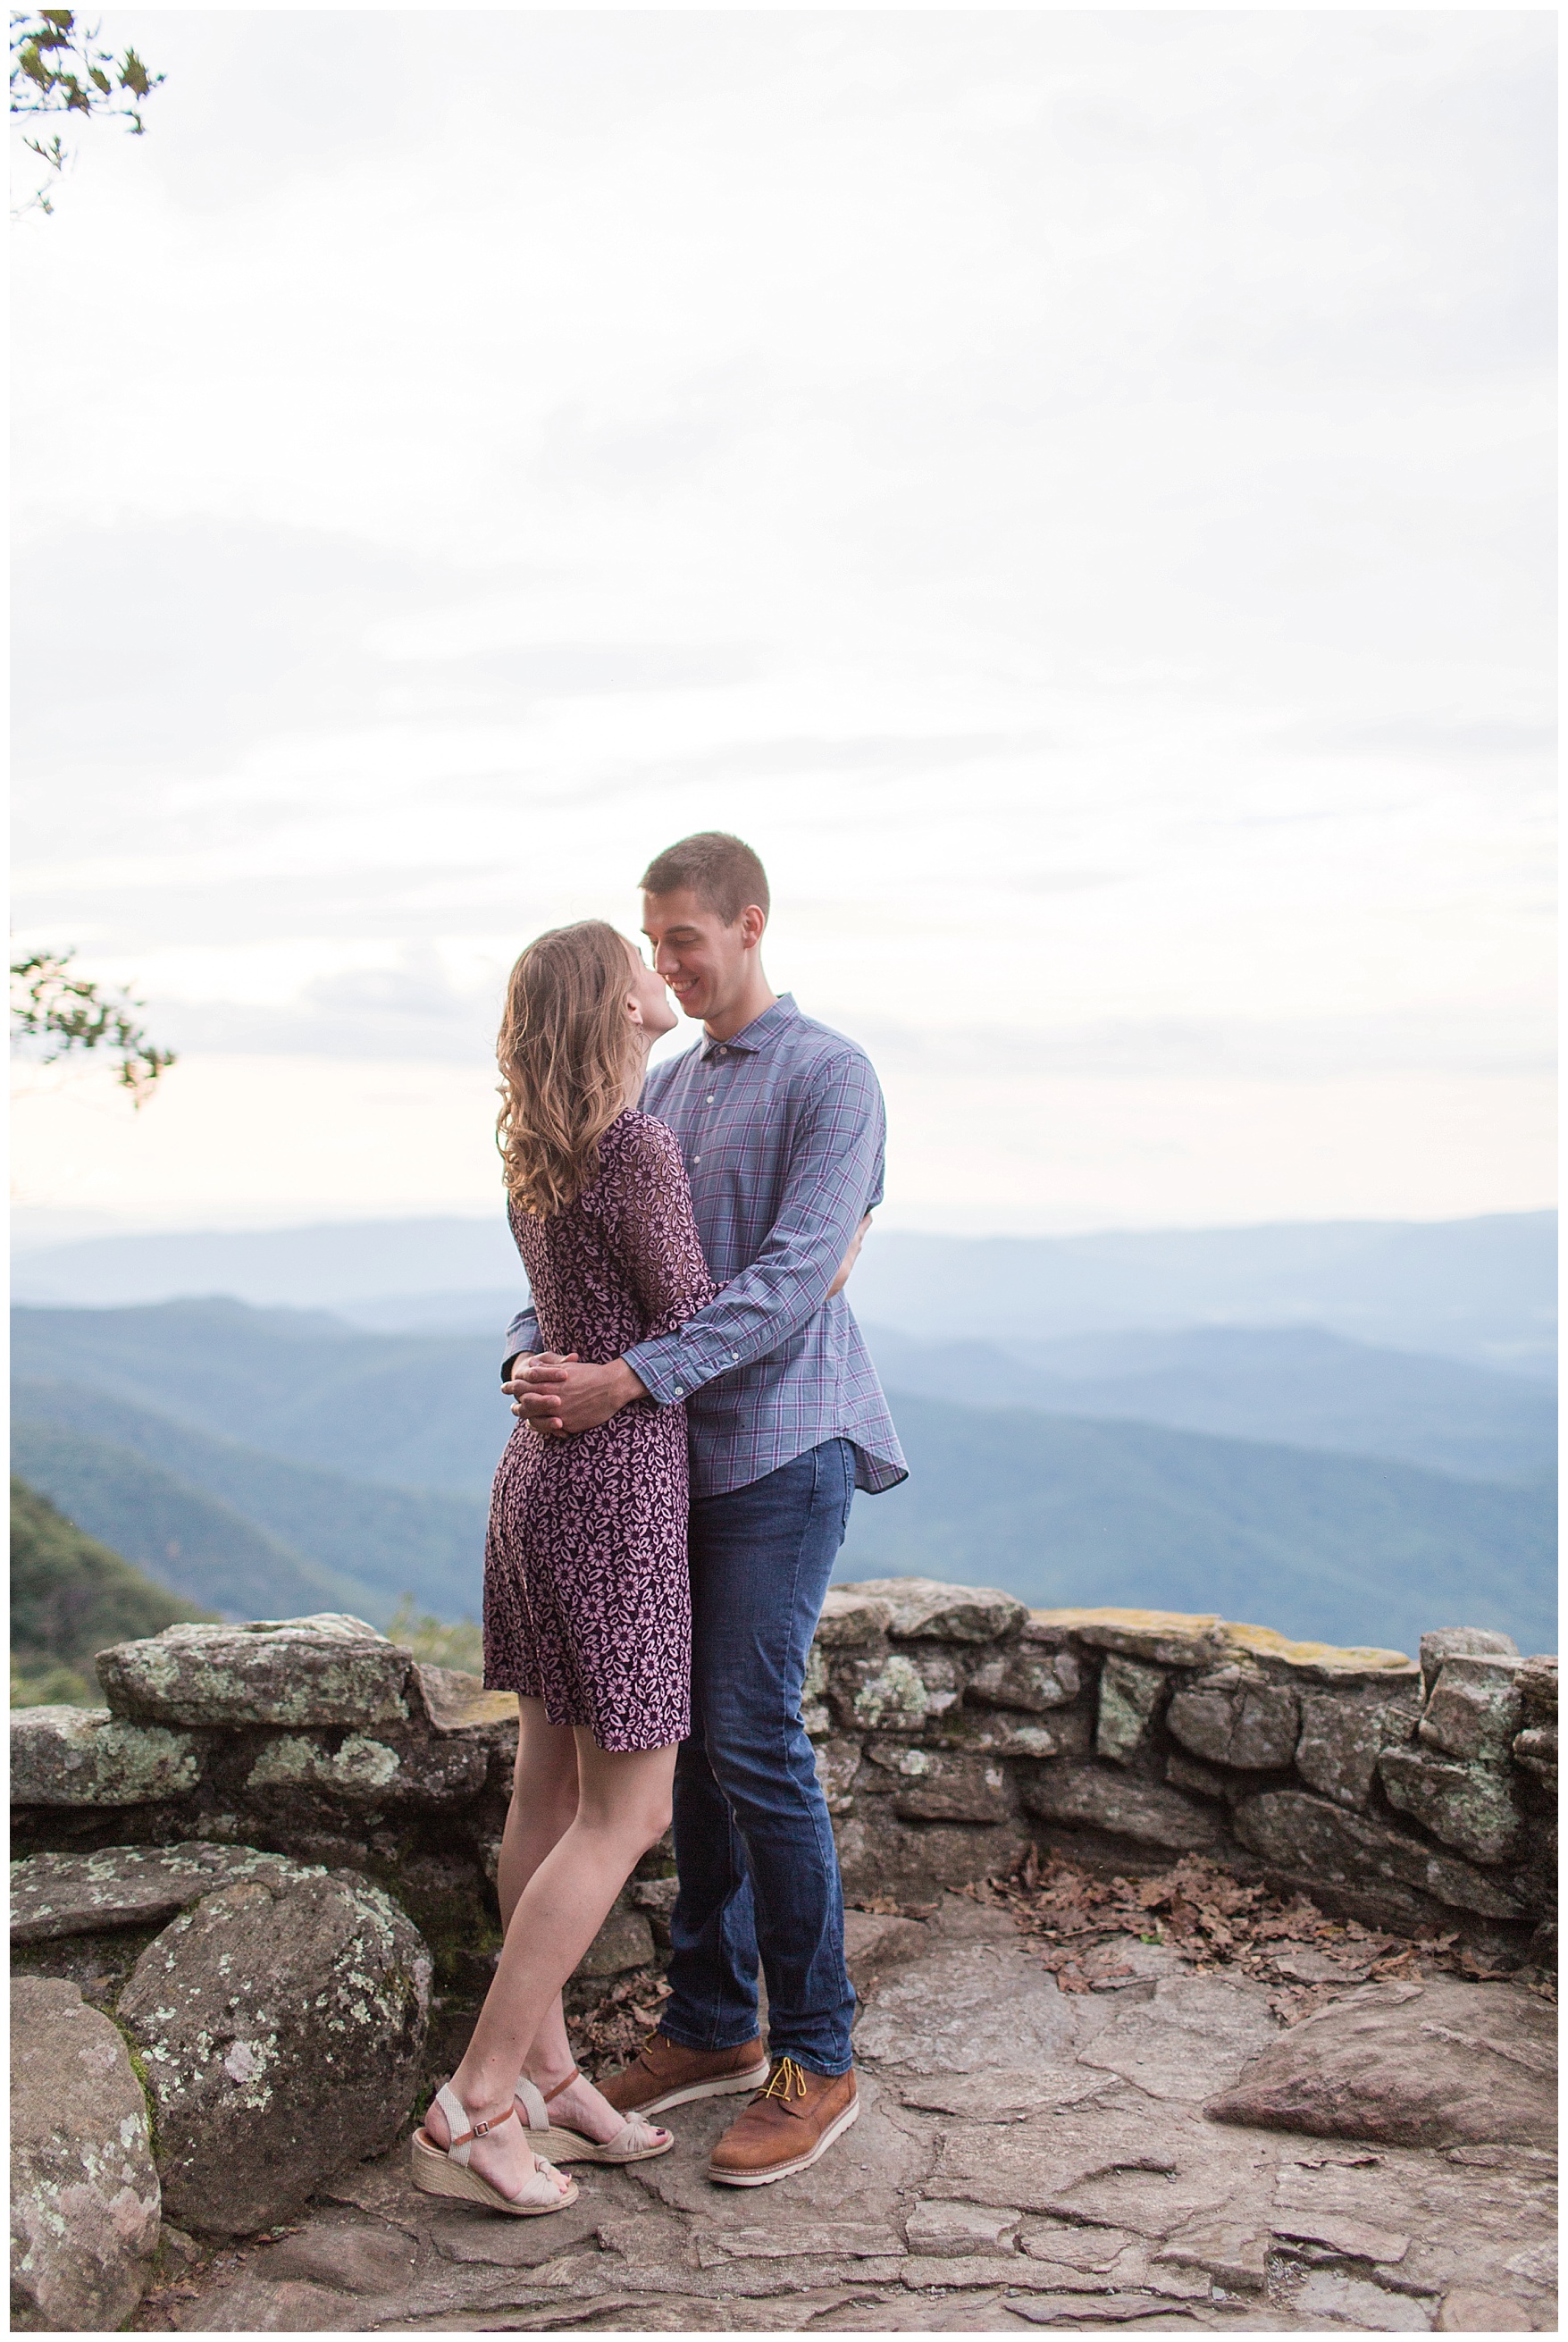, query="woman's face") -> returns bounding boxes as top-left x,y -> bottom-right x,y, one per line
625,939 -> 679,1041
